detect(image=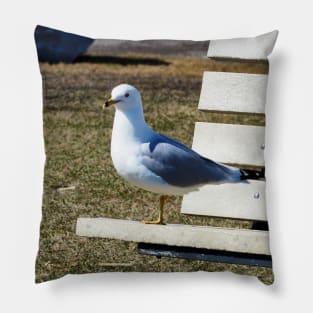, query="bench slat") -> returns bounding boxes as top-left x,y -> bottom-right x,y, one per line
76,217 -> 270,255
207,30 -> 278,60
198,71 -> 268,114
181,180 -> 267,221
192,122 -> 265,167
